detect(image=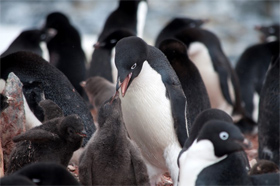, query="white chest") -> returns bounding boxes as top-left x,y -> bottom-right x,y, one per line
179,140 -> 227,186
188,42 -> 234,115
119,61 -> 180,168
136,1 -> 148,38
